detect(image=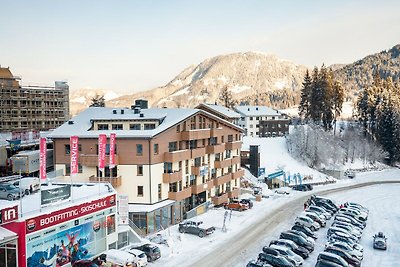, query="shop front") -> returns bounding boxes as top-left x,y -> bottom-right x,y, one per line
2,194 -> 117,267
0,204 -> 19,267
